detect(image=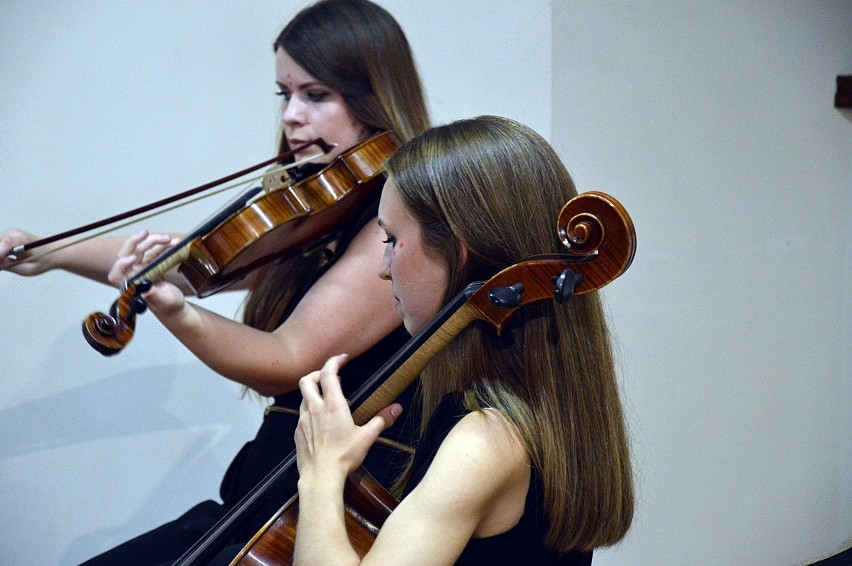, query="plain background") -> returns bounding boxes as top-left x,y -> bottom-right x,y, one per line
1,1 -> 849,564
